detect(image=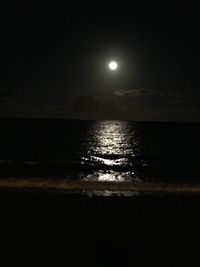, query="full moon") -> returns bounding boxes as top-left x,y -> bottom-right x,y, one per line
108,61 -> 118,71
